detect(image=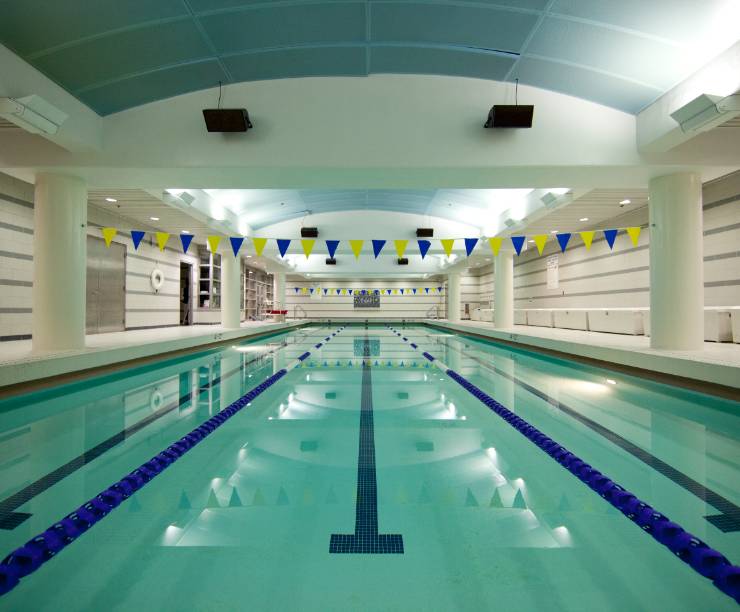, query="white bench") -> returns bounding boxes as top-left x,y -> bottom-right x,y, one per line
472,308 -> 494,322
525,309 -> 554,328
643,308 -> 735,342
731,309 -> 740,344
552,309 -> 590,331
588,309 -> 644,335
